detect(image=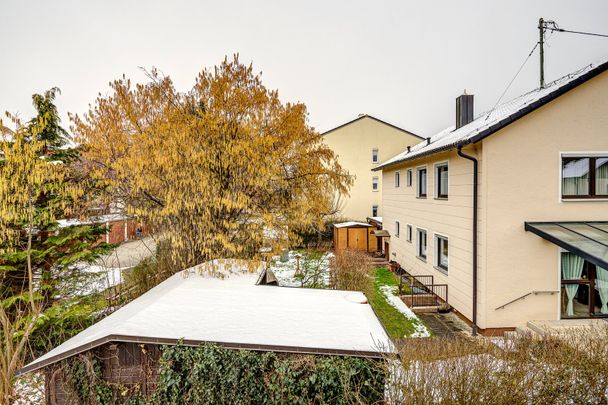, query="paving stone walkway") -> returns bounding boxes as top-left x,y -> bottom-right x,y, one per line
417,311 -> 471,338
